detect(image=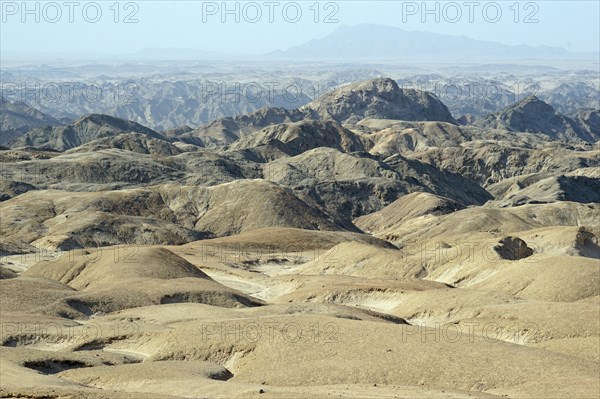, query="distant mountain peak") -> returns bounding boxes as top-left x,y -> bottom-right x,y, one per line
269,23 -> 570,60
